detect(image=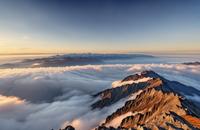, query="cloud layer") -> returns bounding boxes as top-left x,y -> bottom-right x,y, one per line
0,64 -> 200,130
